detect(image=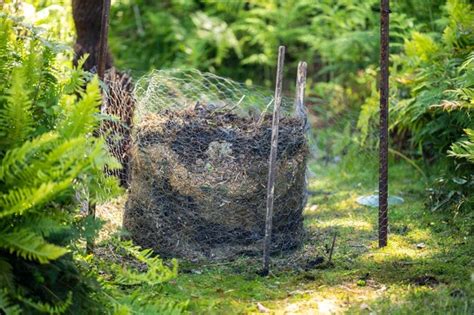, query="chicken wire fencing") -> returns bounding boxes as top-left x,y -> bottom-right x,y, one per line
119,69 -> 310,261
100,68 -> 135,188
